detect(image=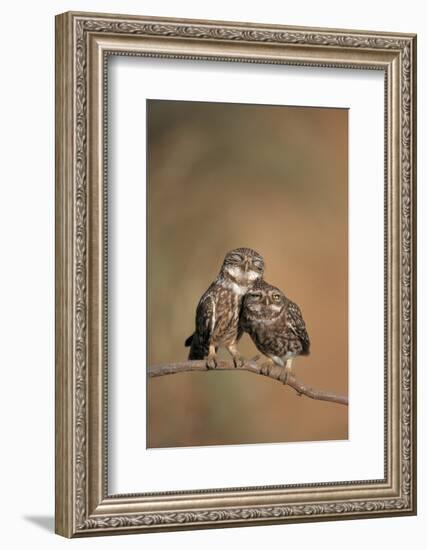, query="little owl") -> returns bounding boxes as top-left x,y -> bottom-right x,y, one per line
185,247 -> 265,368
240,279 -> 310,379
